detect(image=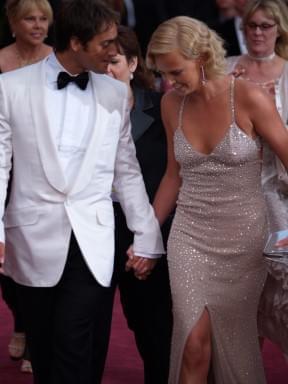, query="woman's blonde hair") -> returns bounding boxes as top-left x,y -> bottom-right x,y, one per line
146,16 -> 226,80
242,0 -> 288,60
6,0 -> 53,25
